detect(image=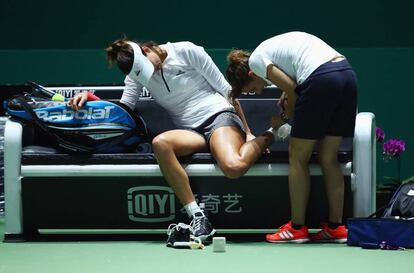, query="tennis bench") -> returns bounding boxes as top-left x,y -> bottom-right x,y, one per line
3,86 -> 376,241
